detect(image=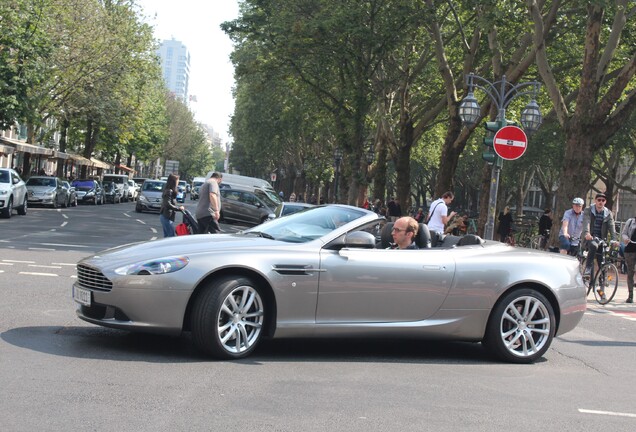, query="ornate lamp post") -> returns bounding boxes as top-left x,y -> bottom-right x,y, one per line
333,148 -> 343,203
459,73 -> 542,240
